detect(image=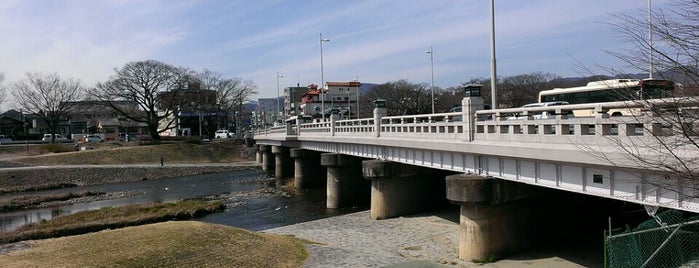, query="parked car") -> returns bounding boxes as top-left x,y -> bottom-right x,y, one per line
42,134 -> 72,143
0,135 -> 12,145
85,134 -> 104,142
445,106 -> 492,121
508,101 -> 573,120
448,106 -> 463,122
215,130 -> 232,139
285,115 -> 314,124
